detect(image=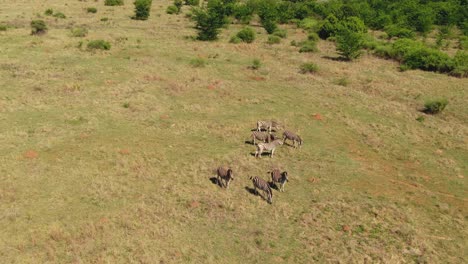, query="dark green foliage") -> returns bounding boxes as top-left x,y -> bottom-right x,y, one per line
229,36 -> 241,43
174,0 -> 183,13
101,17 -> 109,21
392,39 -> 453,72
423,99 -> 448,114
232,3 -> 254,24
166,5 -> 178,15
299,41 -> 318,53
87,7 -> 97,13
133,0 -> 152,20
384,25 -> 415,39
450,51 -> 468,77
0,24 -> 6,31
31,20 -> 47,35
235,27 -> 255,43
192,0 -> 228,41
45,9 -> 53,16
319,15 -> 366,40
307,32 -> 319,42
53,12 -> 66,19
184,0 -> 199,6
336,29 -> 364,60
267,35 -> 281,44
257,0 -> 279,34
105,0 -> 124,6
318,14 -> 339,39
70,27 -> 88,37
300,62 -> 319,74
87,40 -> 111,50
